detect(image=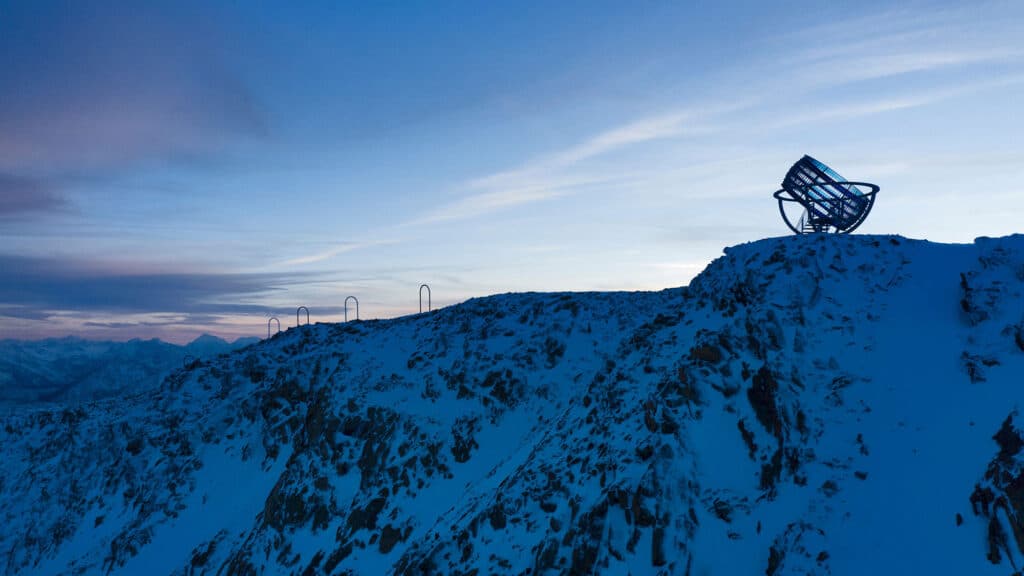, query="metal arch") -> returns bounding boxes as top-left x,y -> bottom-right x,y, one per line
419,284 -> 432,313
773,189 -> 805,235
774,182 -> 879,235
268,316 -> 281,338
296,306 -> 310,326
841,186 -> 879,234
344,296 -> 360,322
